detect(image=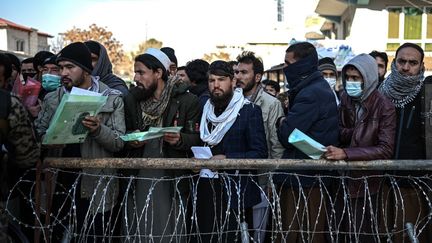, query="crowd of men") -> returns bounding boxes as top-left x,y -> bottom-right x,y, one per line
0,40 -> 430,242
